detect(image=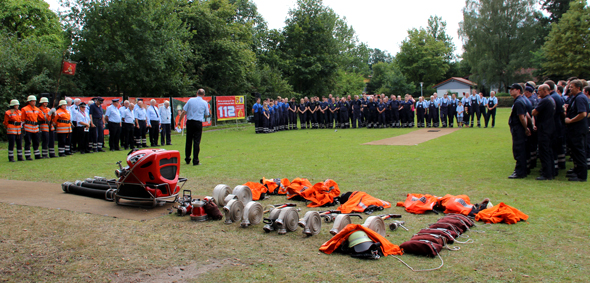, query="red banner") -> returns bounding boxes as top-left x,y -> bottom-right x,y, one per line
132,97 -> 213,127
173,97 -> 213,127
62,61 -> 77,75
215,96 -> 245,121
